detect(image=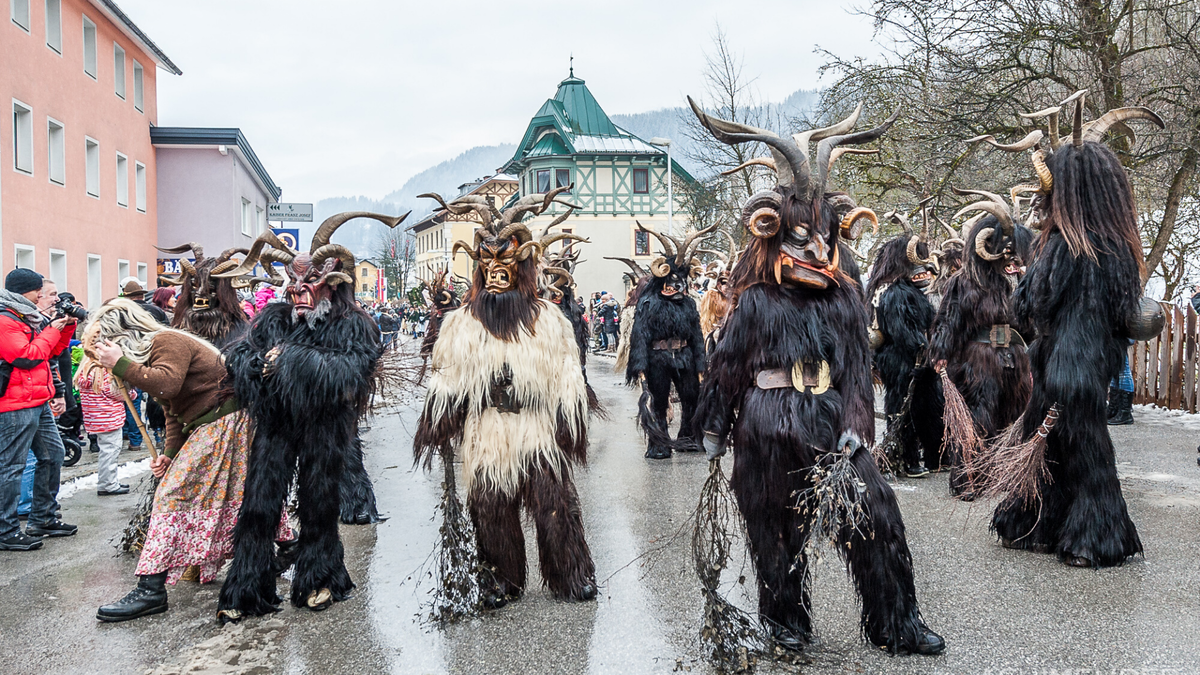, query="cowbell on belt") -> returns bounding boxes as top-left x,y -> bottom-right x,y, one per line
971,324 -> 1026,349
755,360 -> 831,394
